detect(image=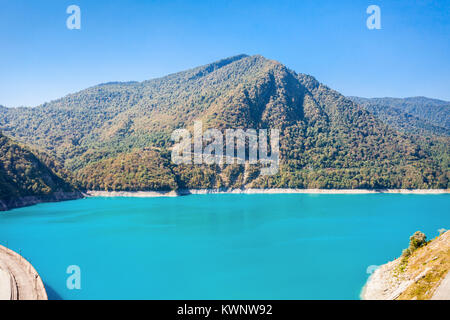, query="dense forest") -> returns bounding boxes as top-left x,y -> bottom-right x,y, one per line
349,96 -> 450,137
0,131 -> 79,205
0,55 -> 448,195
